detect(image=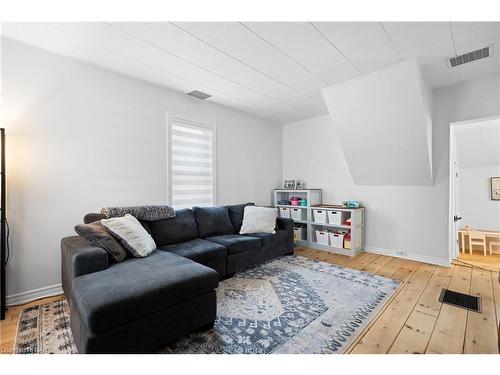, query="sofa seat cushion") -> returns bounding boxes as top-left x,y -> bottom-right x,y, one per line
71,251 -> 218,335
158,239 -> 227,264
244,230 -> 288,249
204,234 -> 261,255
148,208 -> 198,247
